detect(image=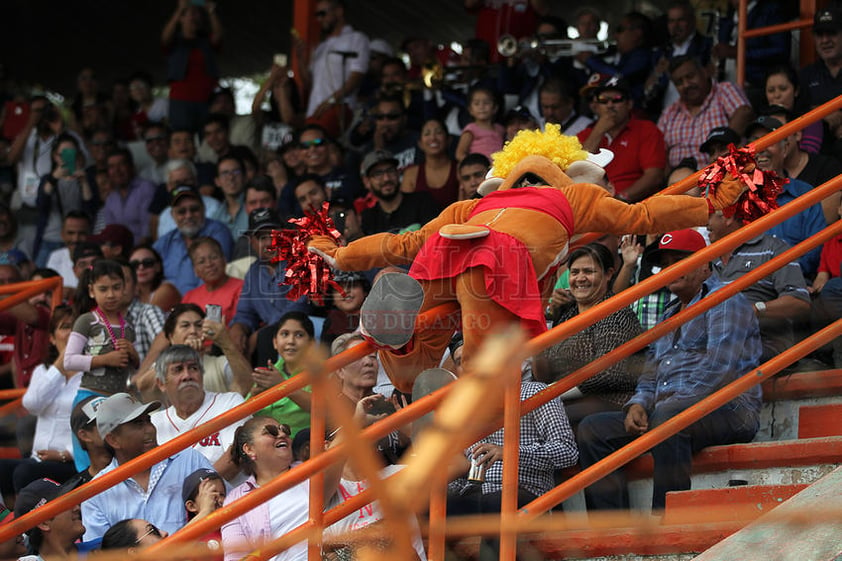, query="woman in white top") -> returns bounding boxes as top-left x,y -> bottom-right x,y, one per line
0,305 -> 81,500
